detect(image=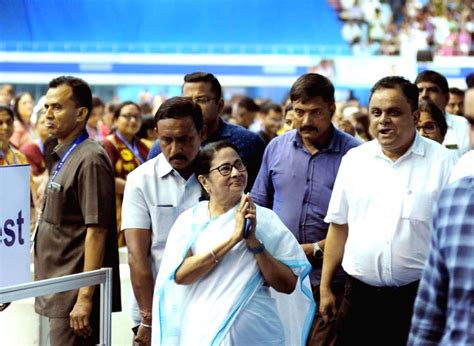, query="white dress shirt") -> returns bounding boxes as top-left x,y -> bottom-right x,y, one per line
449,150 -> 474,183
121,153 -> 202,321
443,113 -> 470,156
325,133 -> 456,287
